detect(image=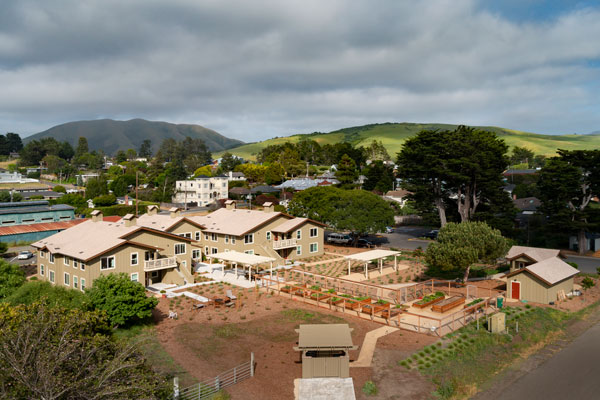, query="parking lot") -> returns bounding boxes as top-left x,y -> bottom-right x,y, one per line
326,226 -> 435,251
